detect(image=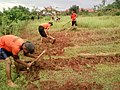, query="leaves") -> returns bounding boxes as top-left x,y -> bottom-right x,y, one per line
0,5 -> 30,35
